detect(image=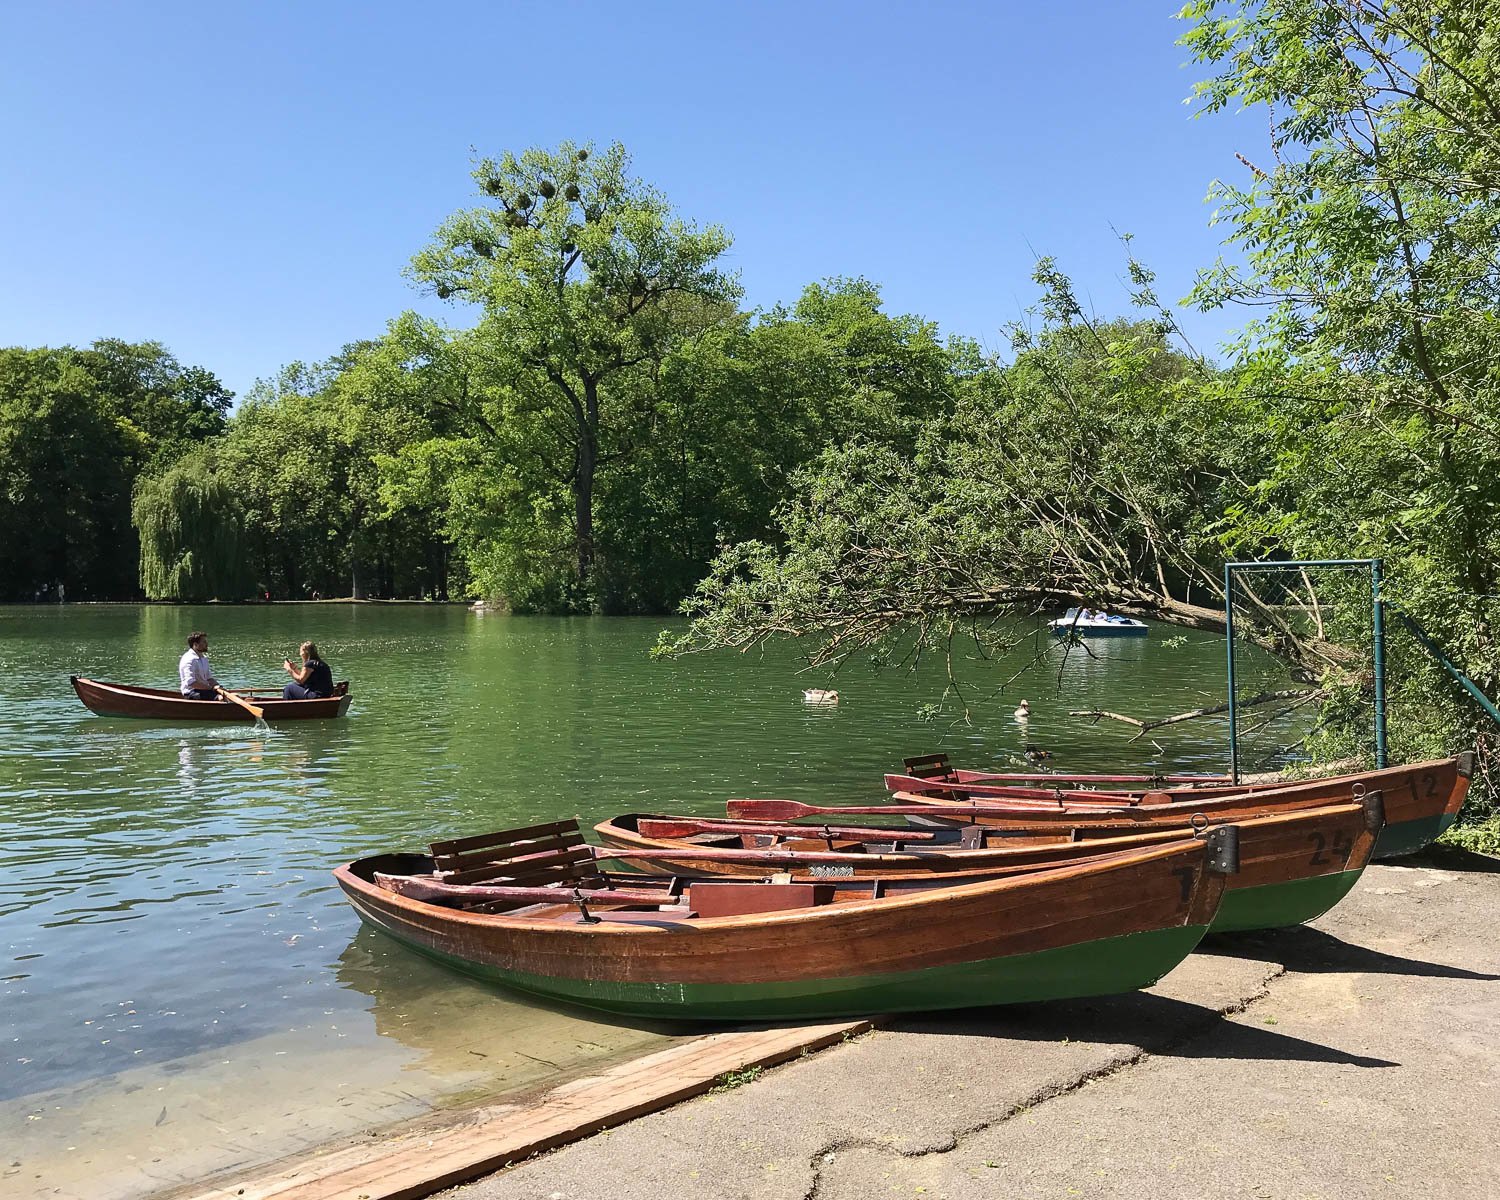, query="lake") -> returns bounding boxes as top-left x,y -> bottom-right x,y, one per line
0,603 -> 1267,1197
